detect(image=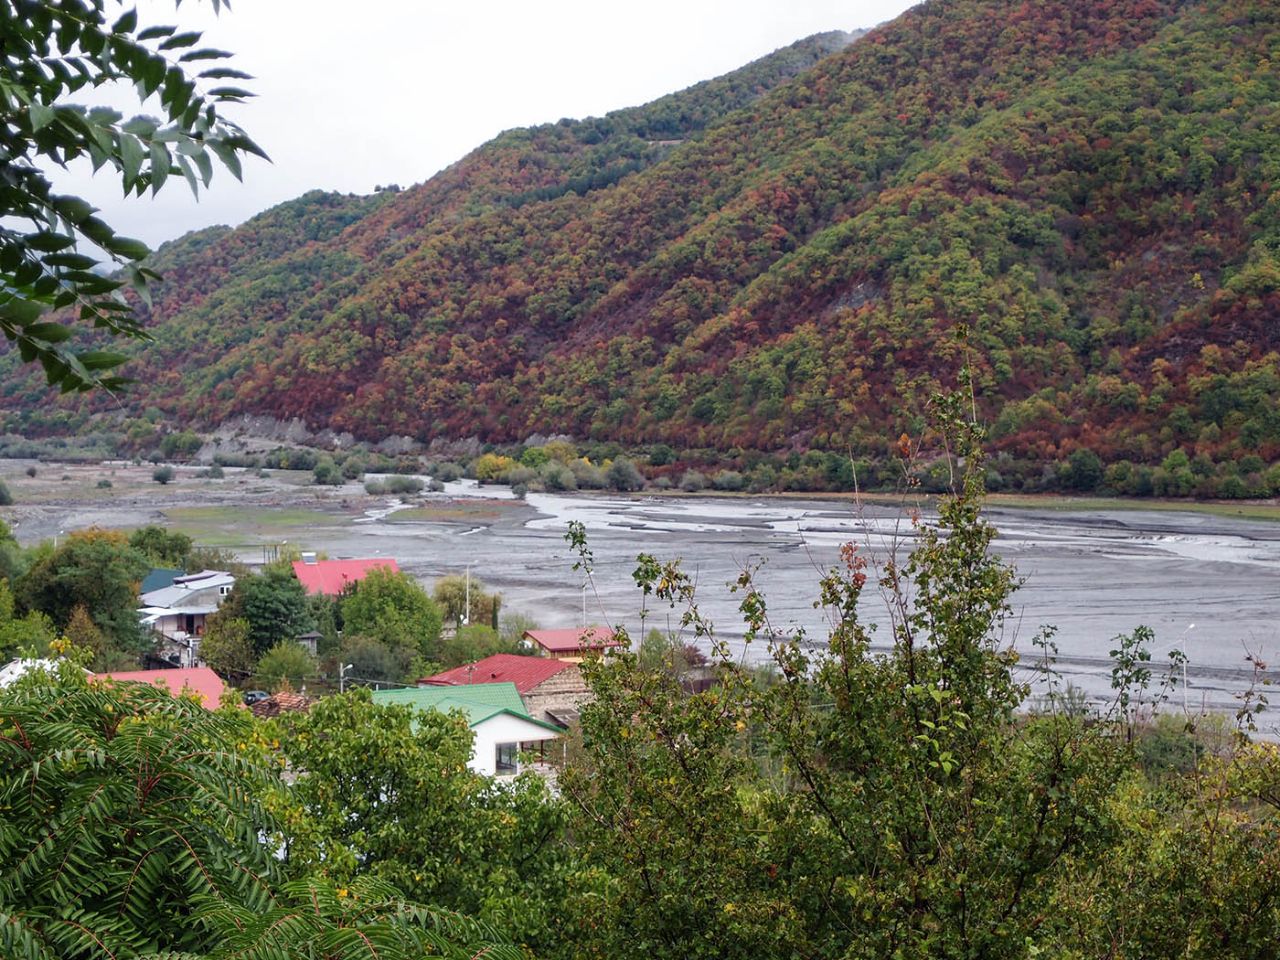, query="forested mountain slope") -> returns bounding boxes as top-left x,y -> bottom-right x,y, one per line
5,2 -> 1279,494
